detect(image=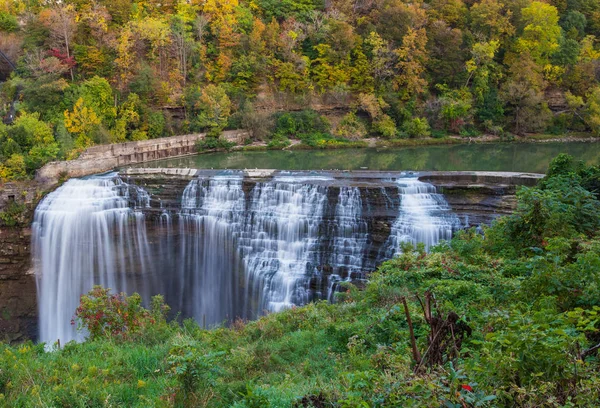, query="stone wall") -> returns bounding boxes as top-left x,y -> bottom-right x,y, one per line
36,129 -> 249,184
